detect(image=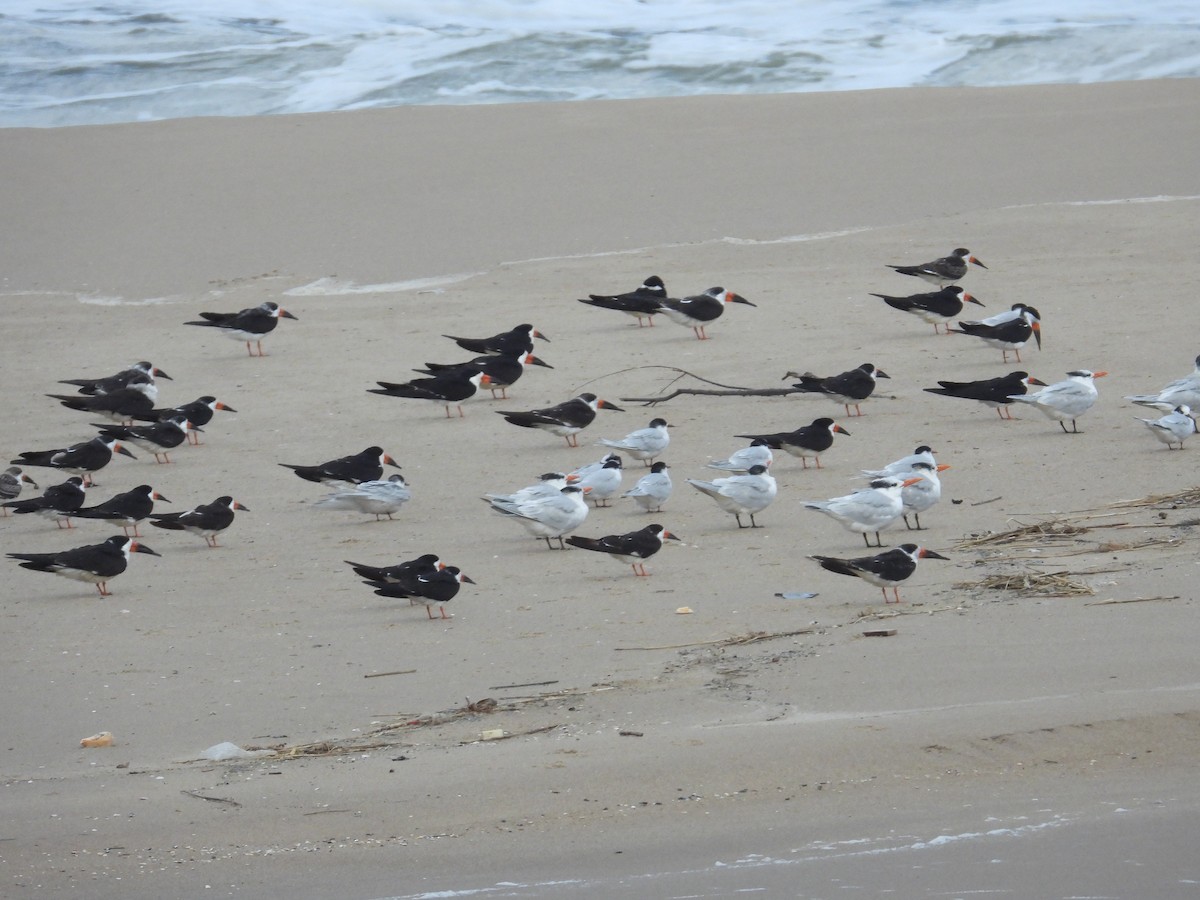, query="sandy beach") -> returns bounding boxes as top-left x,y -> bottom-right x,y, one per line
2,79 -> 1200,898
